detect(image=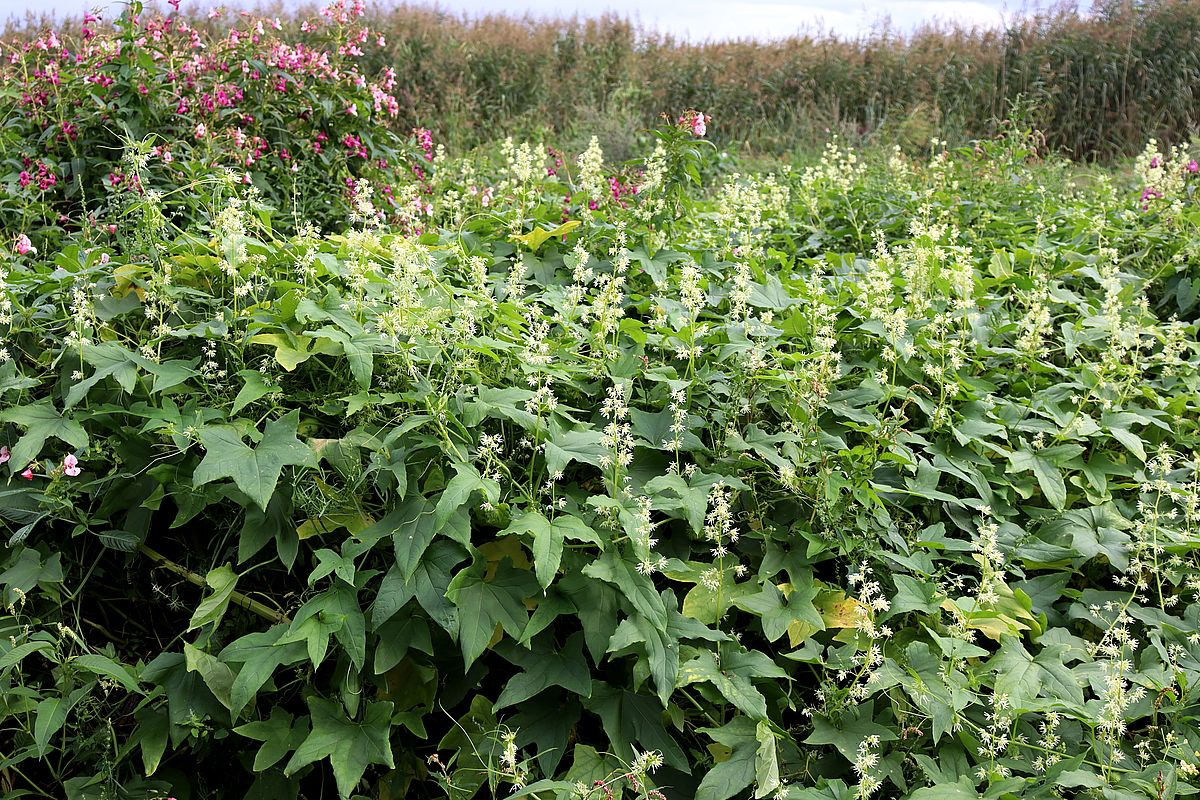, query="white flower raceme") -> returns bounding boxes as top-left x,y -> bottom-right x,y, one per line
599,380 -> 633,475
634,142 -> 669,222
577,136 -> 606,210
